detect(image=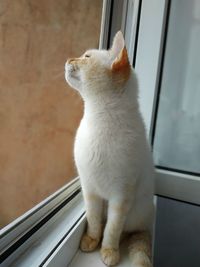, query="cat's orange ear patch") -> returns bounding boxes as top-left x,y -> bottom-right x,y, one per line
111,46 -> 130,72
